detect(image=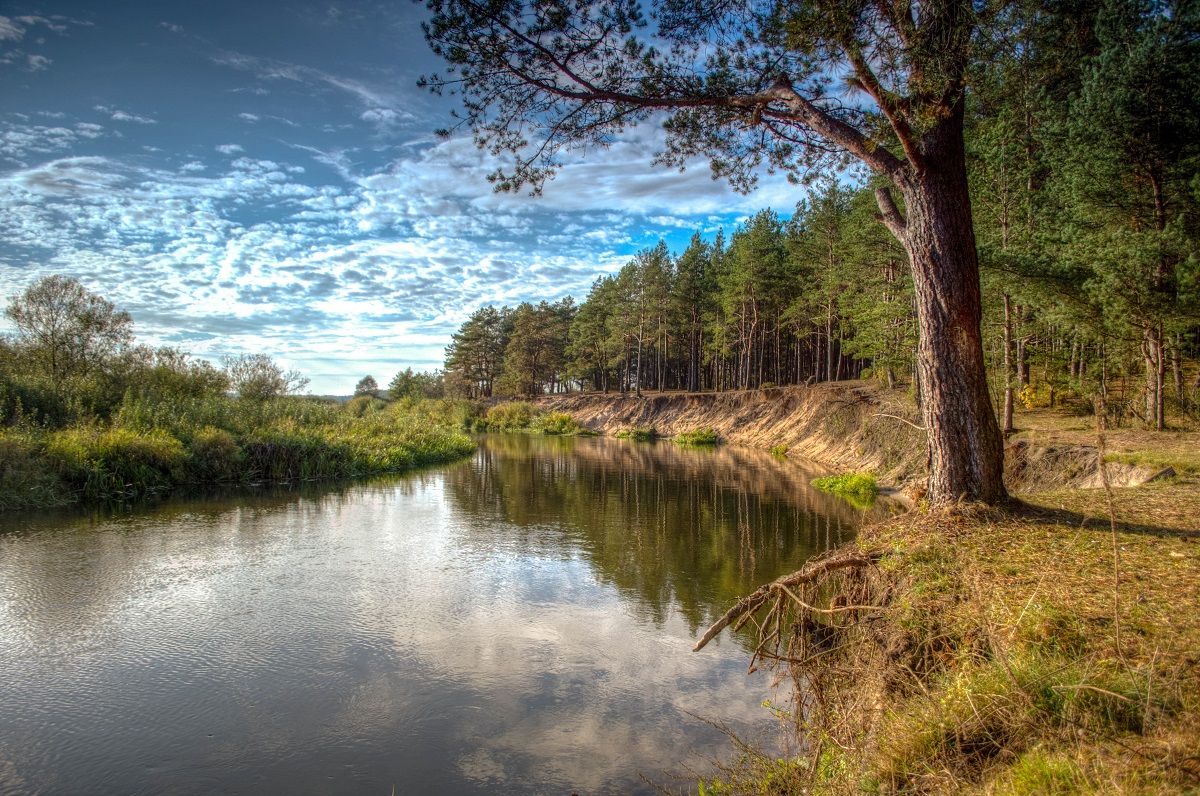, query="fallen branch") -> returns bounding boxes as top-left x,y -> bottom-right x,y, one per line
692,551 -> 881,652
871,412 -> 926,431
